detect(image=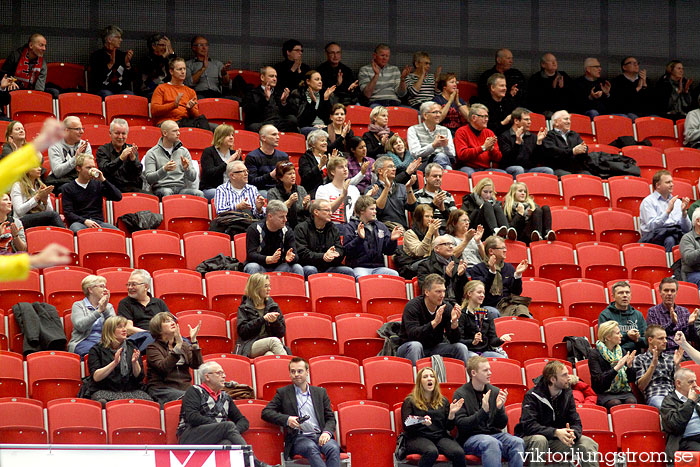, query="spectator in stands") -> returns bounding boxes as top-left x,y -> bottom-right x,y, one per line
315,156 -> 360,225
660,367 -> 700,460
294,199 -> 354,278
1,34 -> 47,92
139,33 -> 175,98
398,273 -> 470,365
588,320 -> 638,410
598,281 -> 647,353
681,209 -> 700,288
515,360 -> 598,467
370,155 -> 416,229
87,315 -> 152,404
199,124 -> 241,200
454,356 -> 525,467
400,366 -> 467,467
469,235 -> 529,318
262,356 -> 341,466
435,73 -> 469,135
235,273 -> 288,357
655,60 -> 693,121
96,118 -> 143,193
268,161 -> 310,228
454,104 -> 507,176
145,311 -> 201,405
151,57 -> 214,130
498,108 -> 553,176
647,277 -> 698,352
462,178 -> 508,239
10,167 -> 64,228
62,154 -> 121,232
0,193 -> 25,255
317,42 -> 359,107
474,73 -> 516,137
362,105 -> 394,159
503,181 -> 555,243
287,70 -> 337,136
459,280 -> 511,358
359,44 -> 409,107
683,96 -> 700,148
119,268 -> 170,351
542,110 -> 590,177
386,134 -> 421,183
242,66 -> 296,133
326,103 -> 354,153
402,203 -> 441,260
526,53 -> 573,118
346,136 -> 375,194
444,209 -> 484,268
0,78 -> 14,125
47,116 -> 92,189
68,274 -> 115,357
244,124 -> 290,195
404,52 -> 439,109
641,169 -> 691,251
341,195 -> 402,277
2,121 -> 25,158
477,49 -> 525,105
414,163 -> 457,222
407,101 -> 455,169
184,35 -> 231,99
633,324 -> 683,408
89,25 -> 135,98
178,361 -> 275,467
610,56 -> 650,119
274,39 -> 310,97
214,160 -> 266,219
416,235 -> 469,305
298,129 -> 330,197
573,57 -> 612,118
244,199 -> 303,276
143,120 -> 203,198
